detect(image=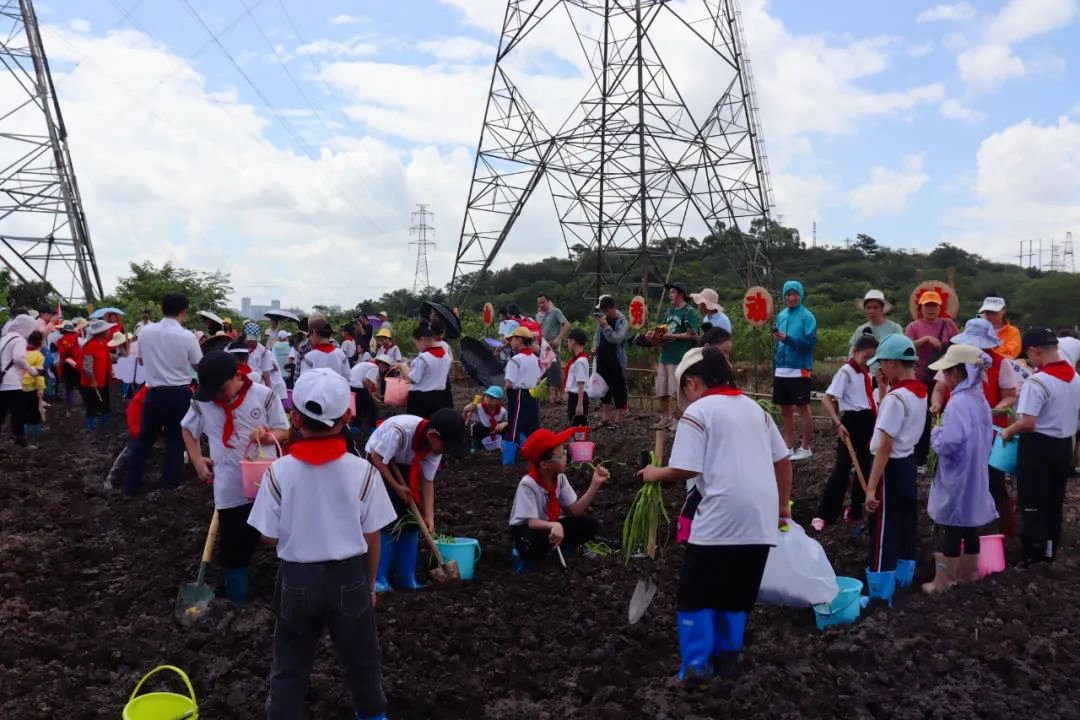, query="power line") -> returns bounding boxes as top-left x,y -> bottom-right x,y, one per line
410,203 -> 435,293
